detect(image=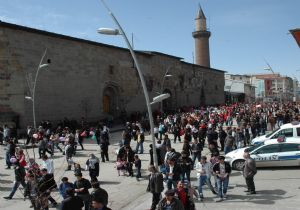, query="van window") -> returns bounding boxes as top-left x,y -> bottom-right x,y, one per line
271,128 -> 293,139
281,144 -> 300,152
256,144 -> 281,154
297,128 -> 300,136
